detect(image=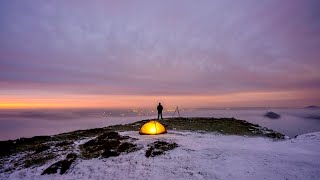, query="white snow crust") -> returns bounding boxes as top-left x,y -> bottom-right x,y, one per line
1,131 -> 320,180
